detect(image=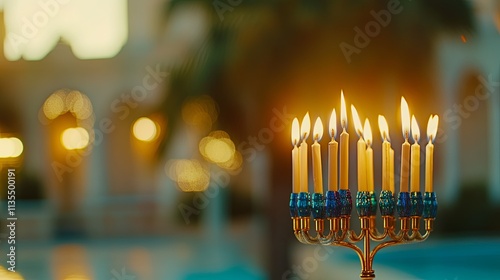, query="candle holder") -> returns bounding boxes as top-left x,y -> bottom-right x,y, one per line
289,190 -> 437,279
